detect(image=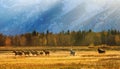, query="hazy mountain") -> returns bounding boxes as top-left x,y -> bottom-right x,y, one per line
0,0 -> 120,35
